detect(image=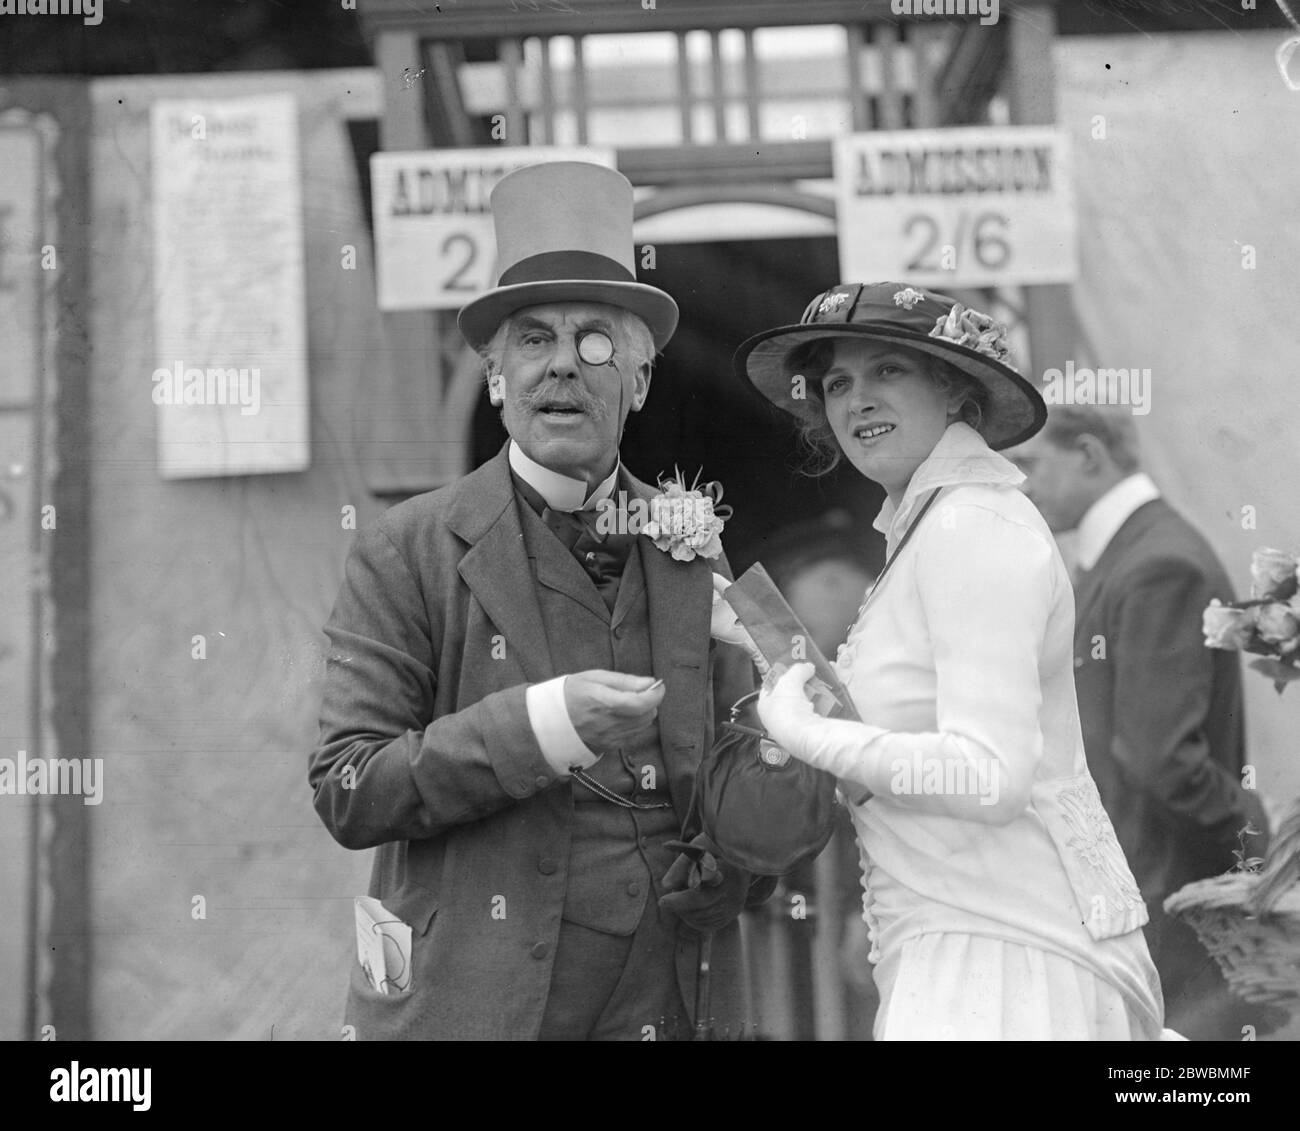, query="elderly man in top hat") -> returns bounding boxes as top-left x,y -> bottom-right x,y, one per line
309,162 -> 769,1041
